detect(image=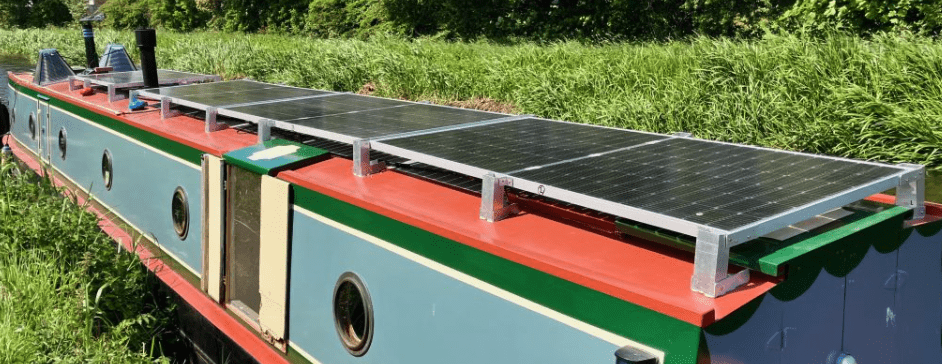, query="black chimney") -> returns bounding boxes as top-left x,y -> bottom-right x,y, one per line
82,22 -> 98,69
135,28 -> 158,88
